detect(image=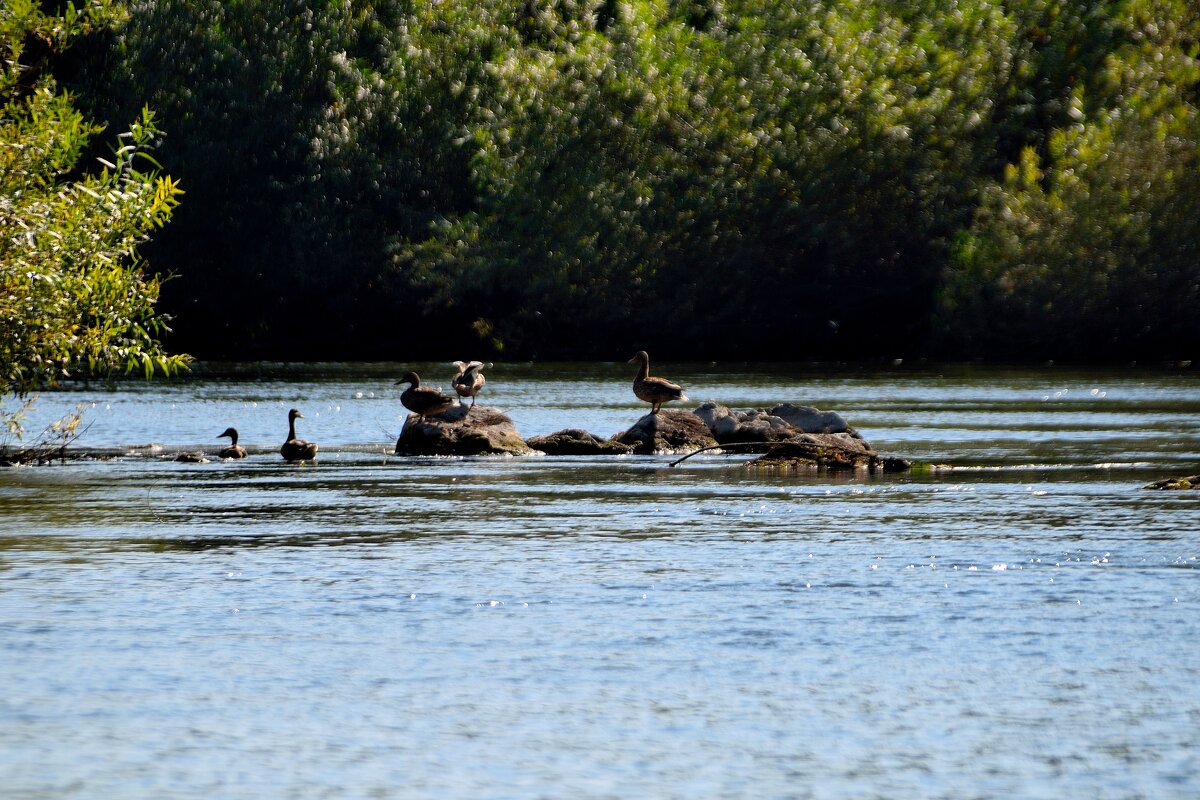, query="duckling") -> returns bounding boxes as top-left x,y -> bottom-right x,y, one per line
629,350 -> 688,414
217,427 -> 247,459
396,371 -> 456,421
451,360 -> 488,408
280,408 -> 318,462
